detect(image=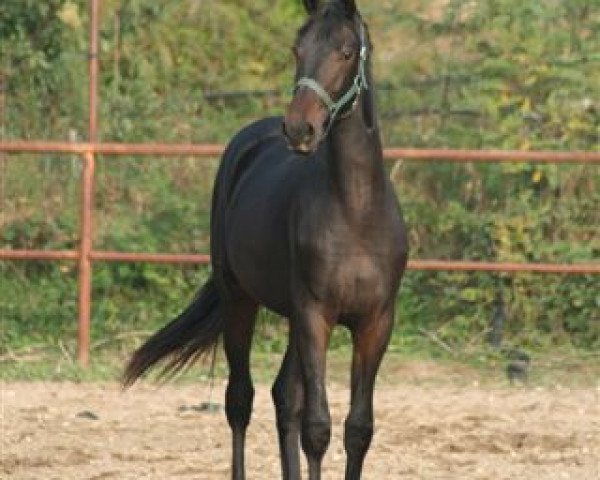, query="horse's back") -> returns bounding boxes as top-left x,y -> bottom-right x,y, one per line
212,115 -> 300,212
224,116 -> 284,159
